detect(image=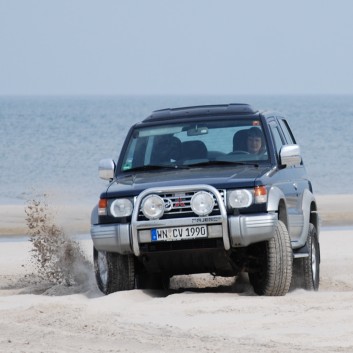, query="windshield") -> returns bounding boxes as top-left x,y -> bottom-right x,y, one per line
120,119 -> 269,172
